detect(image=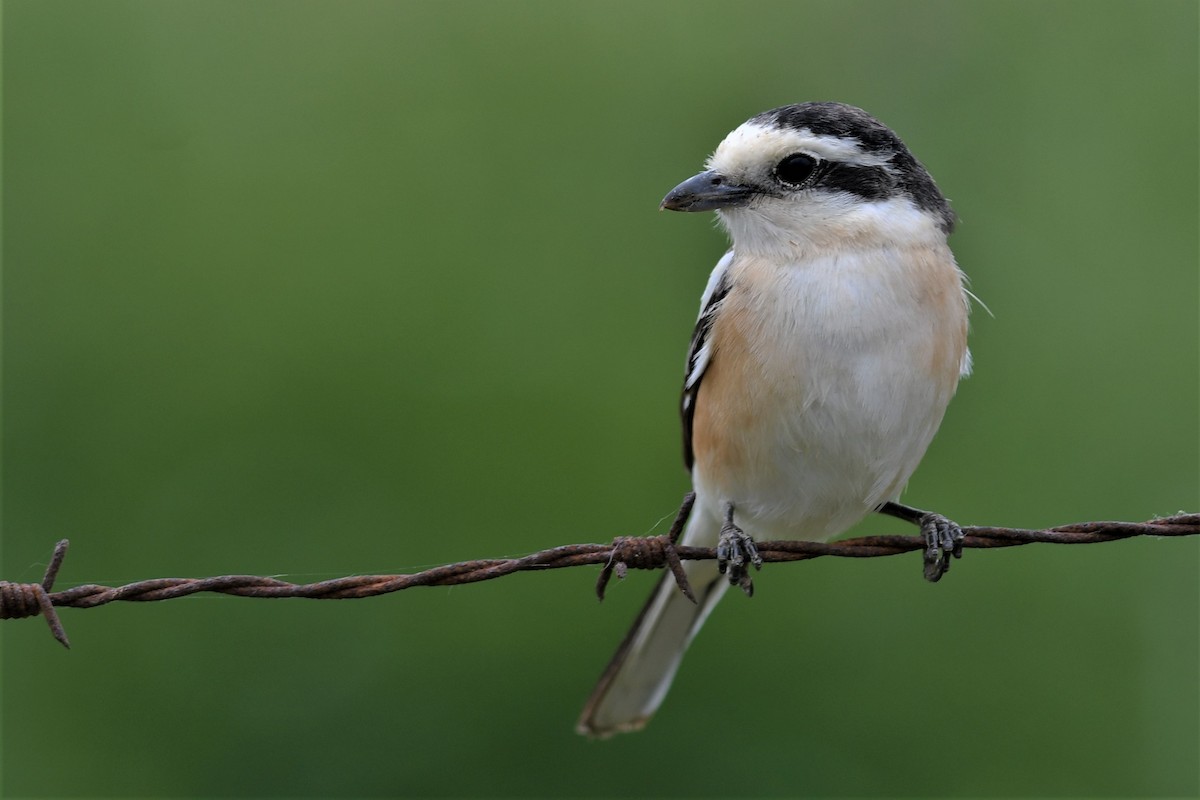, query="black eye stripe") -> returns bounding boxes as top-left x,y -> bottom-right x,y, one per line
774,153 -> 818,186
